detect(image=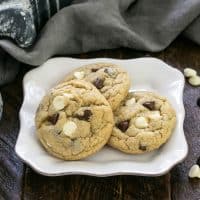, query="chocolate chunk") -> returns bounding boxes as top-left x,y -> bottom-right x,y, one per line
91,68 -> 99,72
93,78 -> 104,89
196,156 -> 200,166
116,120 -> 130,132
143,101 -> 155,110
139,144 -> 147,151
197,97 -> 200,107
47,113 -> 59,125
76,110 -> 92,121
55,130 -> 61,135
104,68 -> 110,74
